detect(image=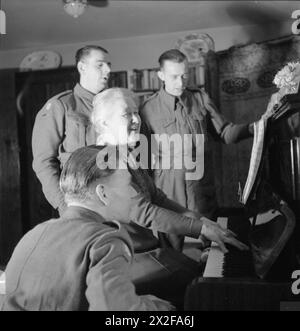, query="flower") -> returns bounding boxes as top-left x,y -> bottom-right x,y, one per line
262,61 -> 300,121
273,62 -> 300,89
